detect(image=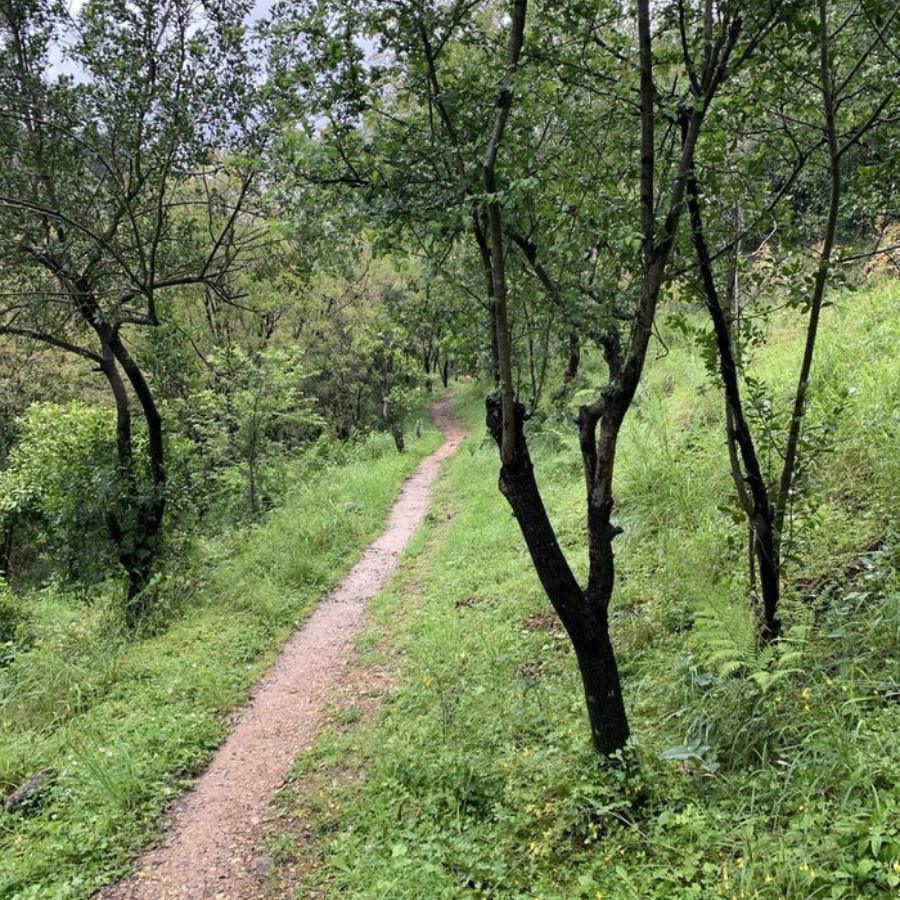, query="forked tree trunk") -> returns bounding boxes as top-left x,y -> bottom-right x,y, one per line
487,397 -> 629,754
80,285 -> 167,624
